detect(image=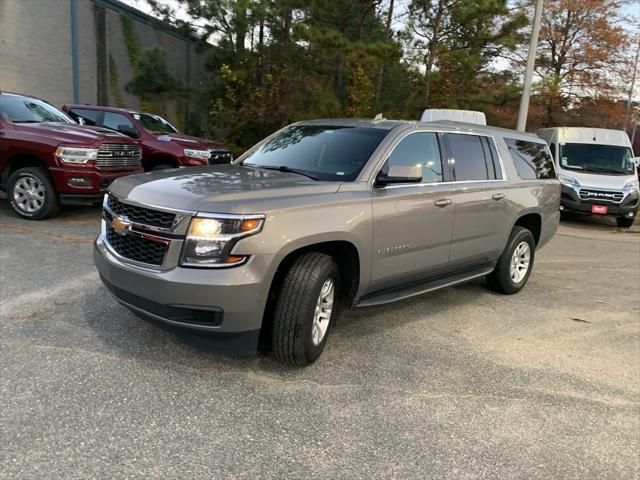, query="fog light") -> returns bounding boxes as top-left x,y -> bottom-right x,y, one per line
68,176 -> 91,187
559,205 -> 564,211
628,212 -> 634,217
